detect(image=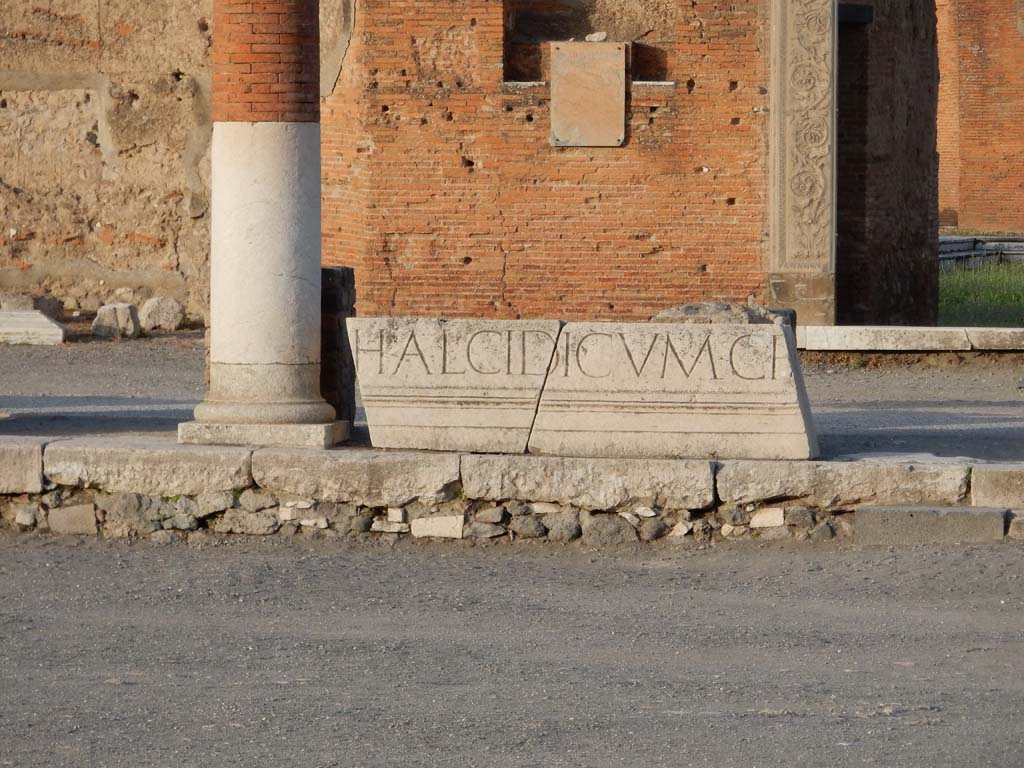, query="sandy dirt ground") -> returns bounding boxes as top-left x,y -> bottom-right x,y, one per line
0,535 -> 1022,767
1,334 -> 1022,459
